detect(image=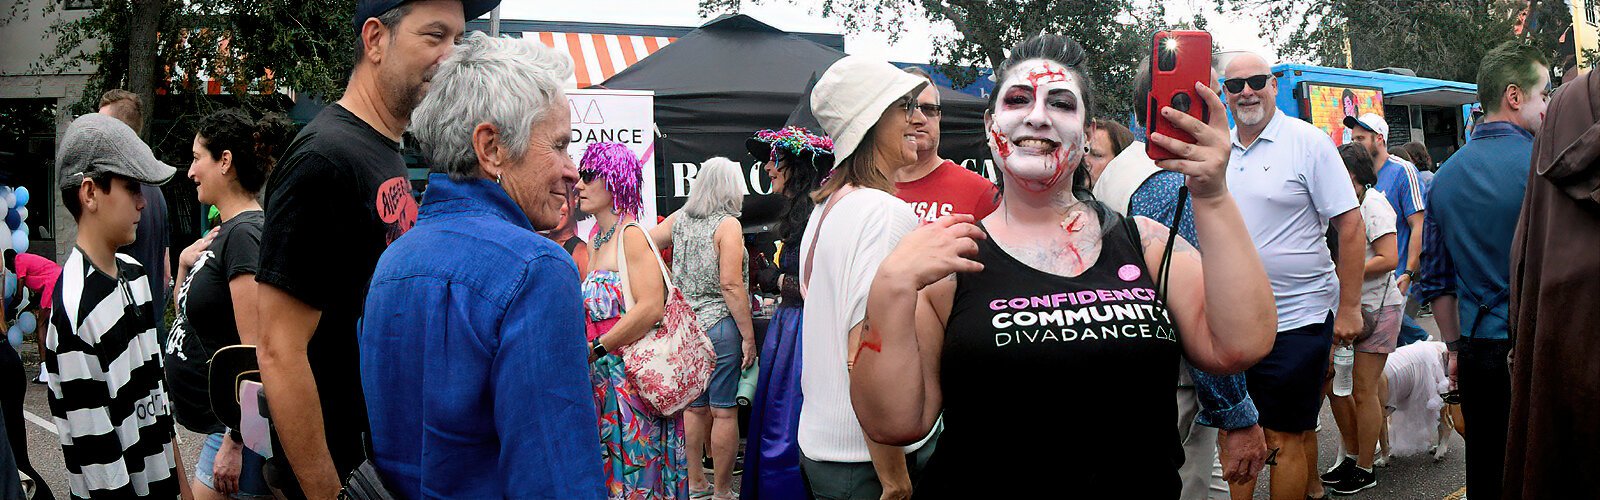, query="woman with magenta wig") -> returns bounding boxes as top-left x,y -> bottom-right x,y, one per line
577,141 -> 689,498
